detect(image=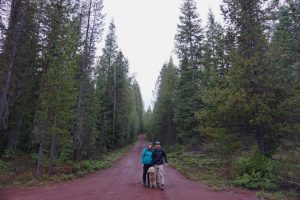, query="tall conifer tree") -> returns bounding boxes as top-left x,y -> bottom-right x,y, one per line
174,0 -> 204,145
221,0 -> 275,154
